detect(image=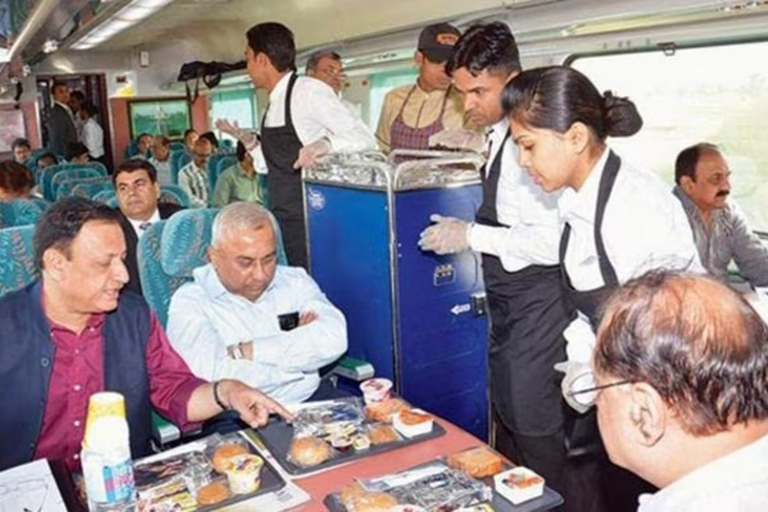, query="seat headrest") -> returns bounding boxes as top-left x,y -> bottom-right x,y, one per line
160,209 -> 219,277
